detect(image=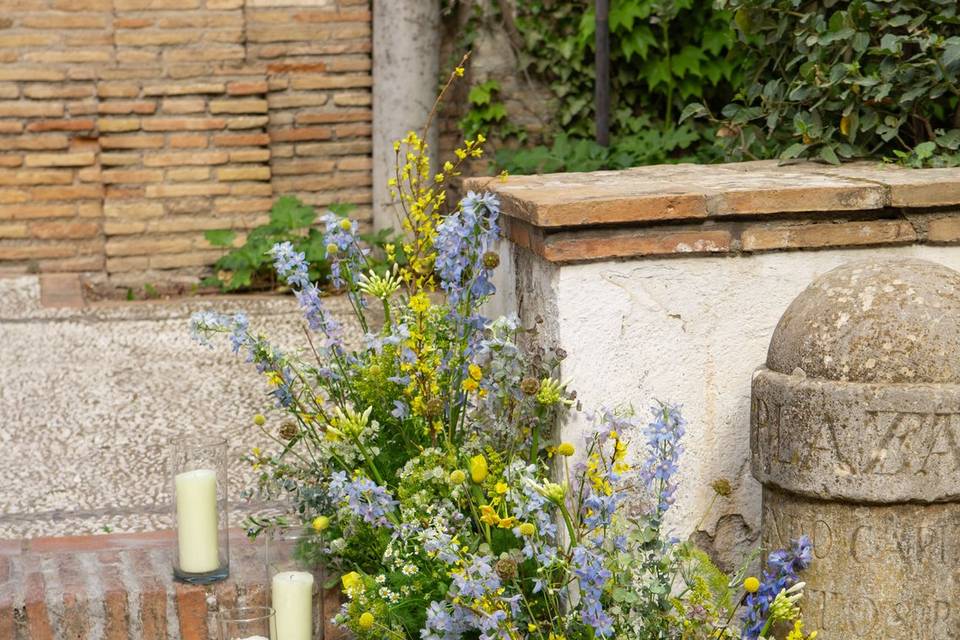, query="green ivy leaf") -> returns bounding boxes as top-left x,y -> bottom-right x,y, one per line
204,229 -> 236,248
270,196 -> 316,230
